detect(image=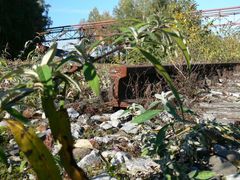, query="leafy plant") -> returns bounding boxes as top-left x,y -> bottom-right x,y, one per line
0,40 -> 104,179
134,91 -> 240,179
114,15 -> 191,121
